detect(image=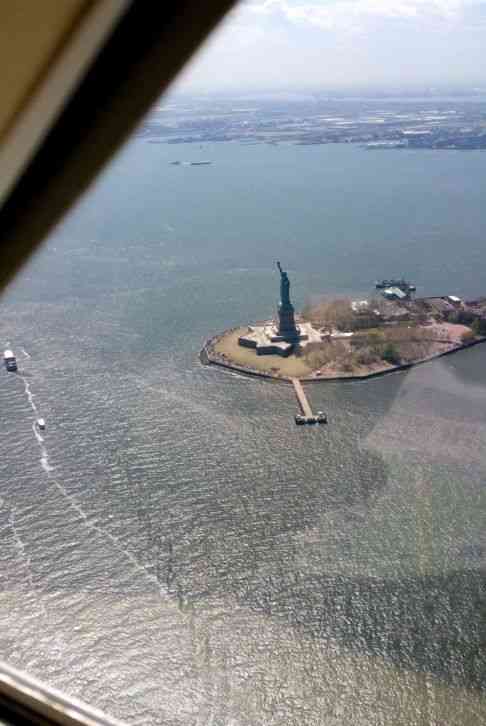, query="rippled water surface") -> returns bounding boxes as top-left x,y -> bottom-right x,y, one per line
1,141 -> 486,725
